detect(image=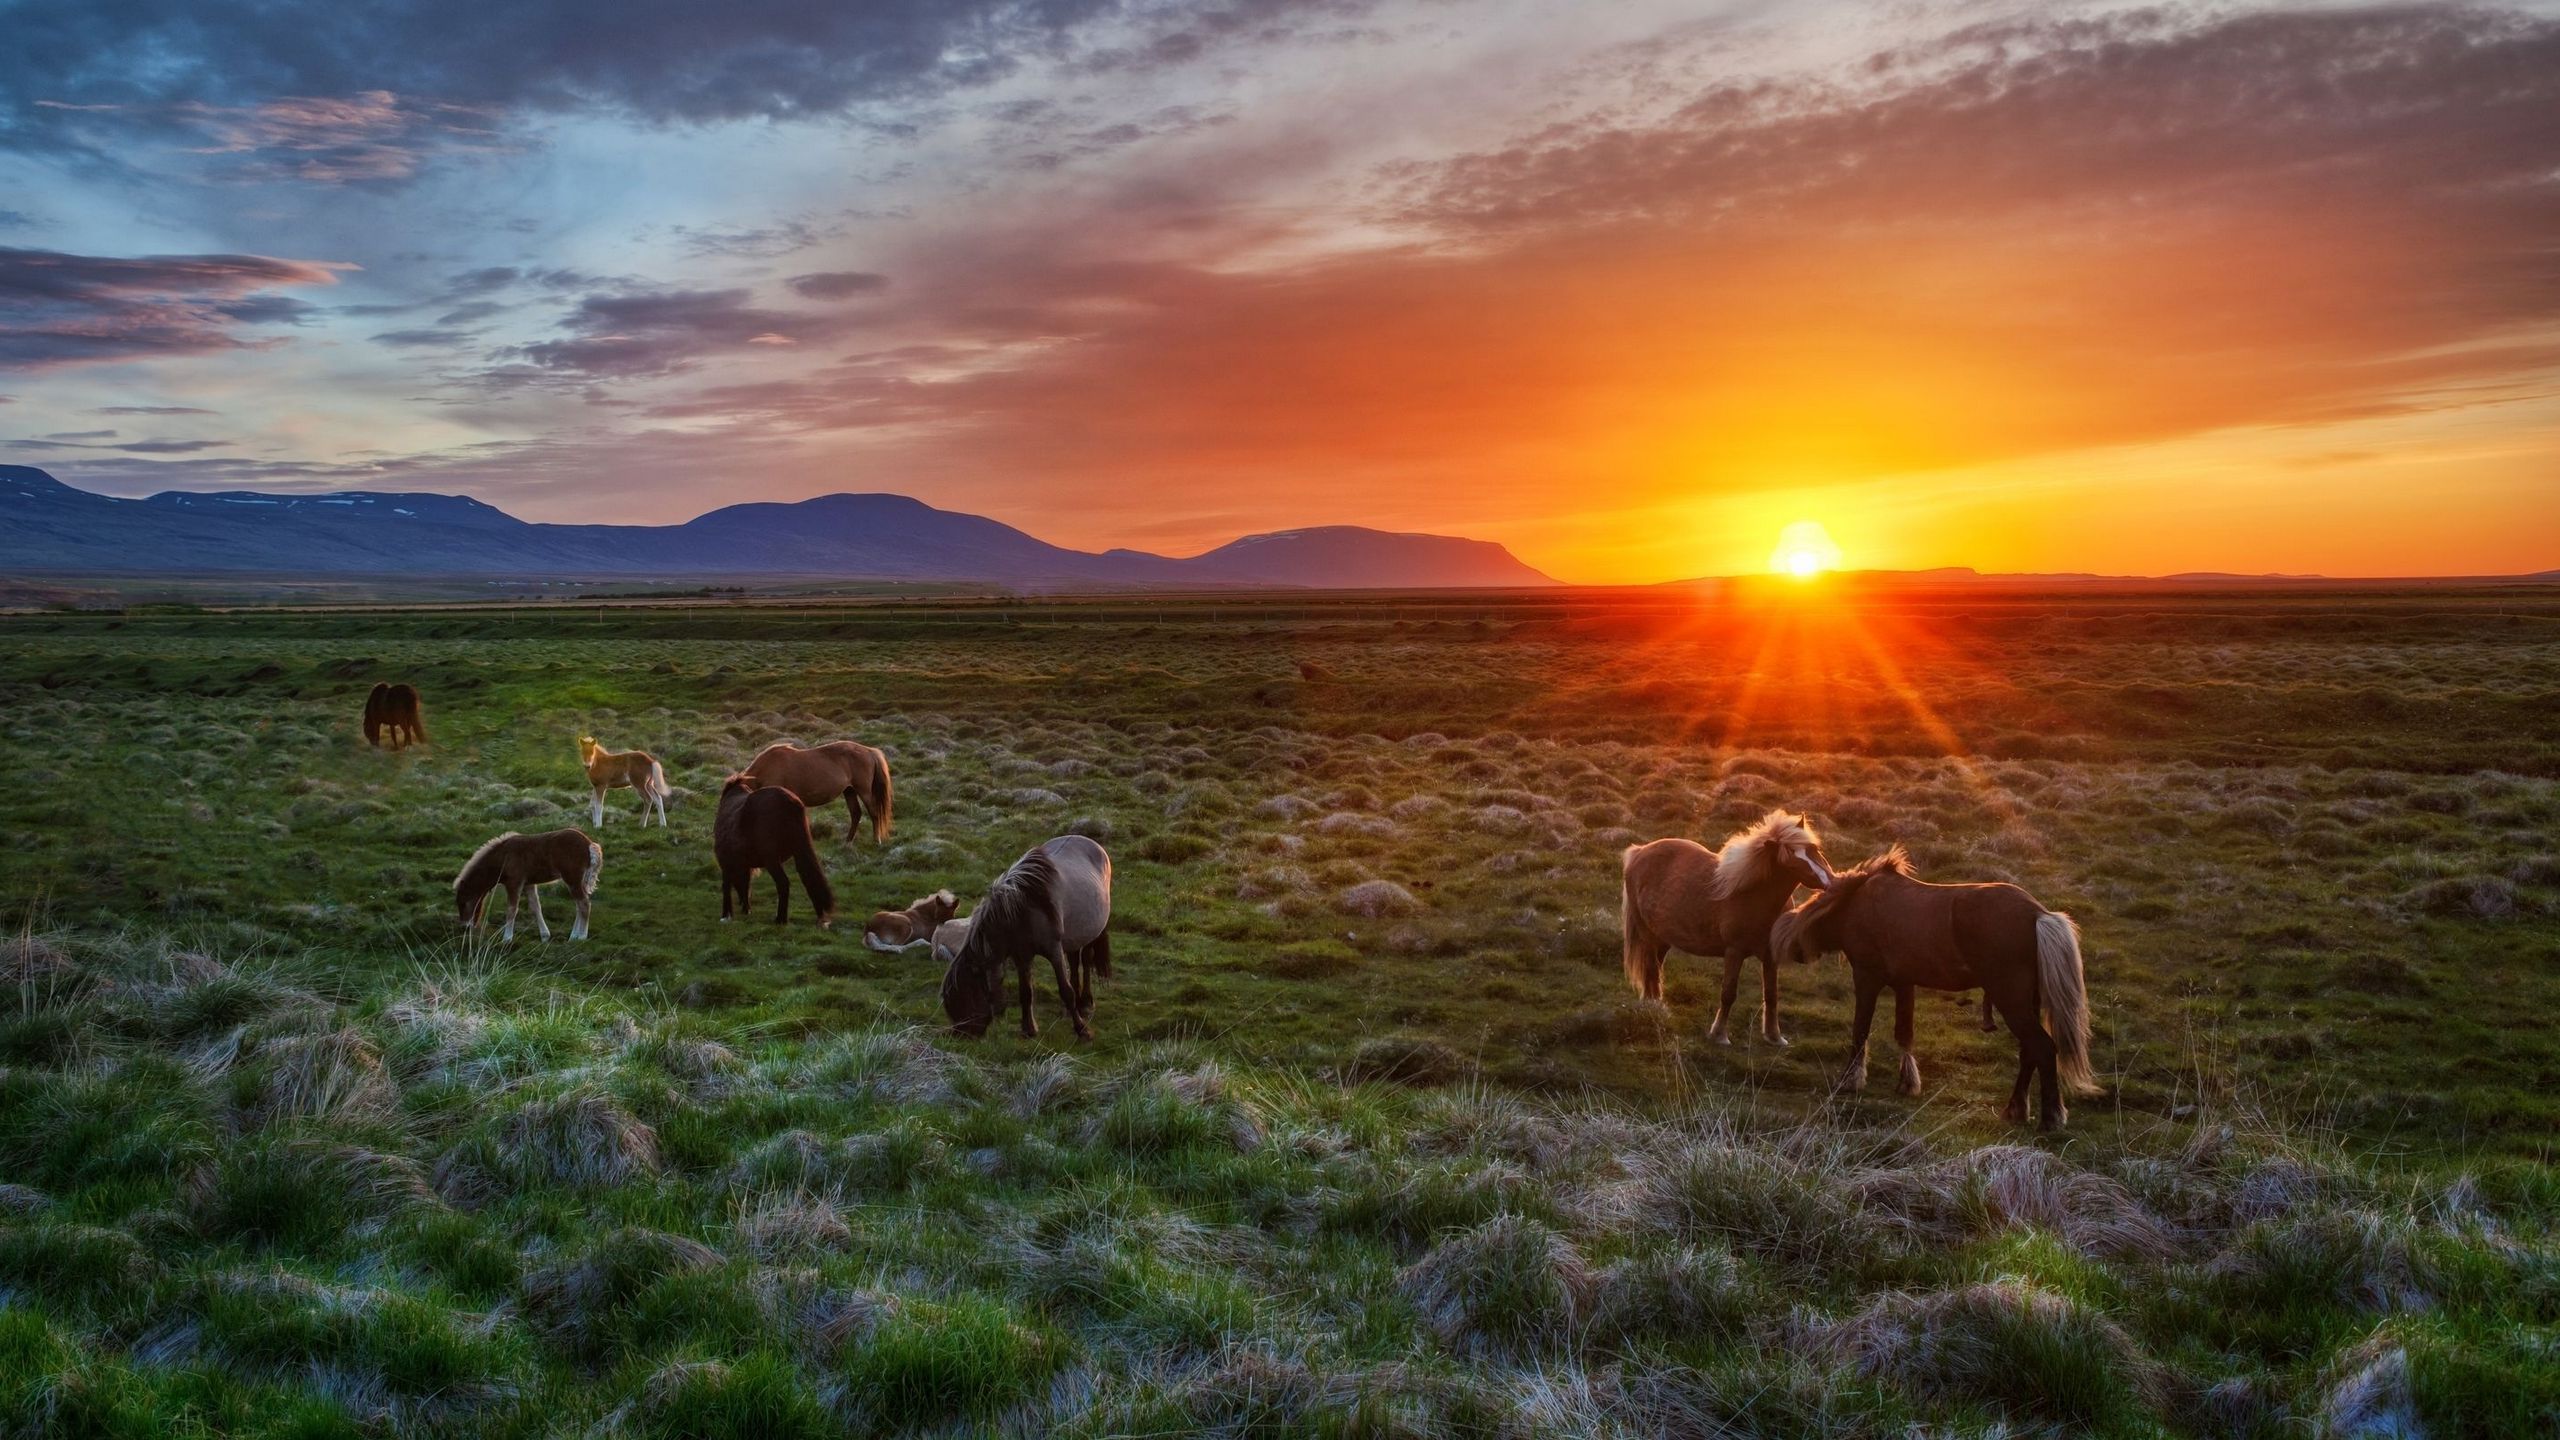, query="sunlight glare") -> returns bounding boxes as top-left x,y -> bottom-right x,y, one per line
1770,519 -> 1844,578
